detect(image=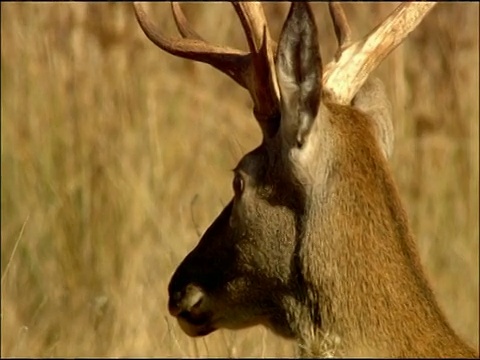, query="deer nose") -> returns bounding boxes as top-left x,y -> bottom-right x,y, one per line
168,284 -> 205,317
